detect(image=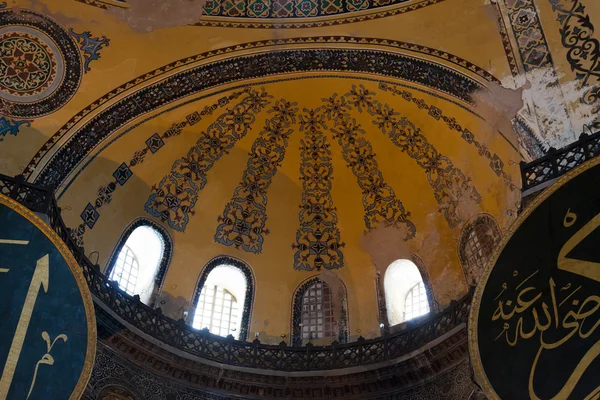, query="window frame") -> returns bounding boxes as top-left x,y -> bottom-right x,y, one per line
109,244 -> 140,295
382,256 -> 434,327
192,284 -> 240,337
291,277 -> 348,346
458,214 -> 501,285
105,218 -> 173,301
403,281 -> 429,321
189,256 -> 255,341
